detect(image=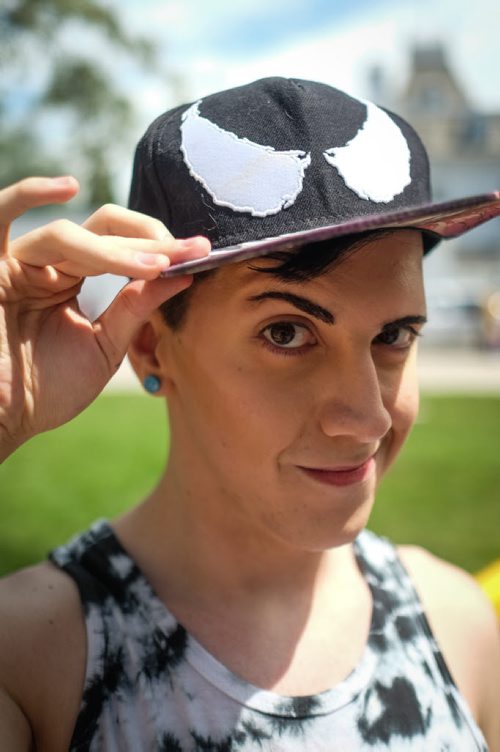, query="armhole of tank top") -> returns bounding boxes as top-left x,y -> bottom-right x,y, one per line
391,550 -> 488,751
52,561 -> 107,751
391,551 -> 465,683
